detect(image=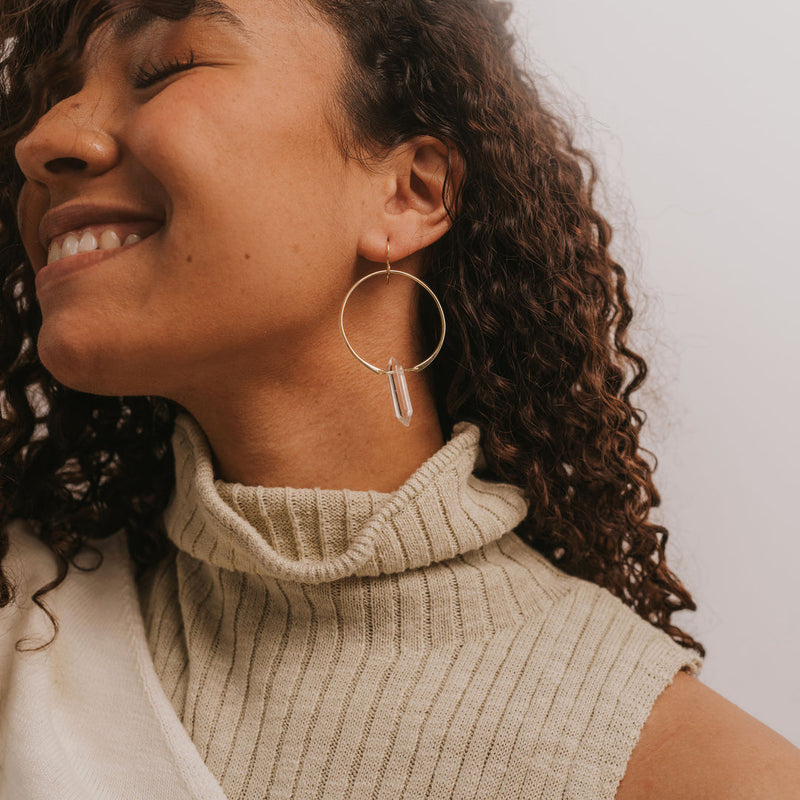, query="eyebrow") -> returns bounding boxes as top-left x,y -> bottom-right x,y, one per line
113,0 -> 252,42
